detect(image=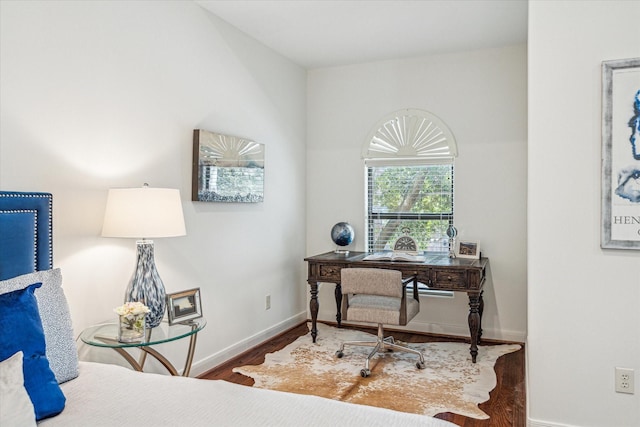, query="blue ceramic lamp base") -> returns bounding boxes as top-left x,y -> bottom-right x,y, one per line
124,240 -> 166,328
